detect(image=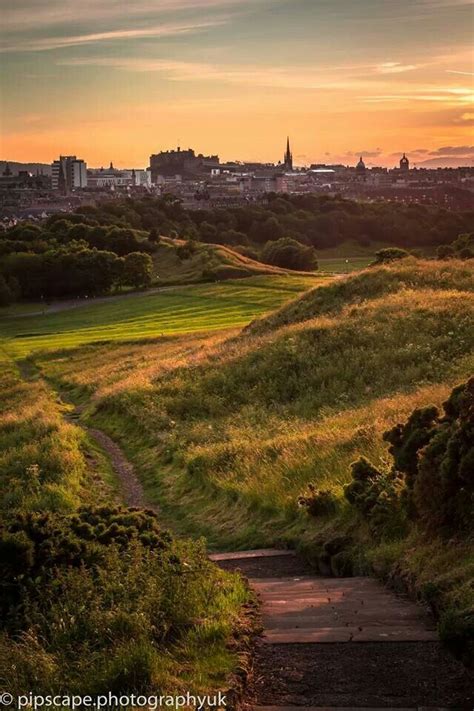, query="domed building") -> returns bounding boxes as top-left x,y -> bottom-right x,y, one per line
355,155 -> 366,177
399,153 -> 410,172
